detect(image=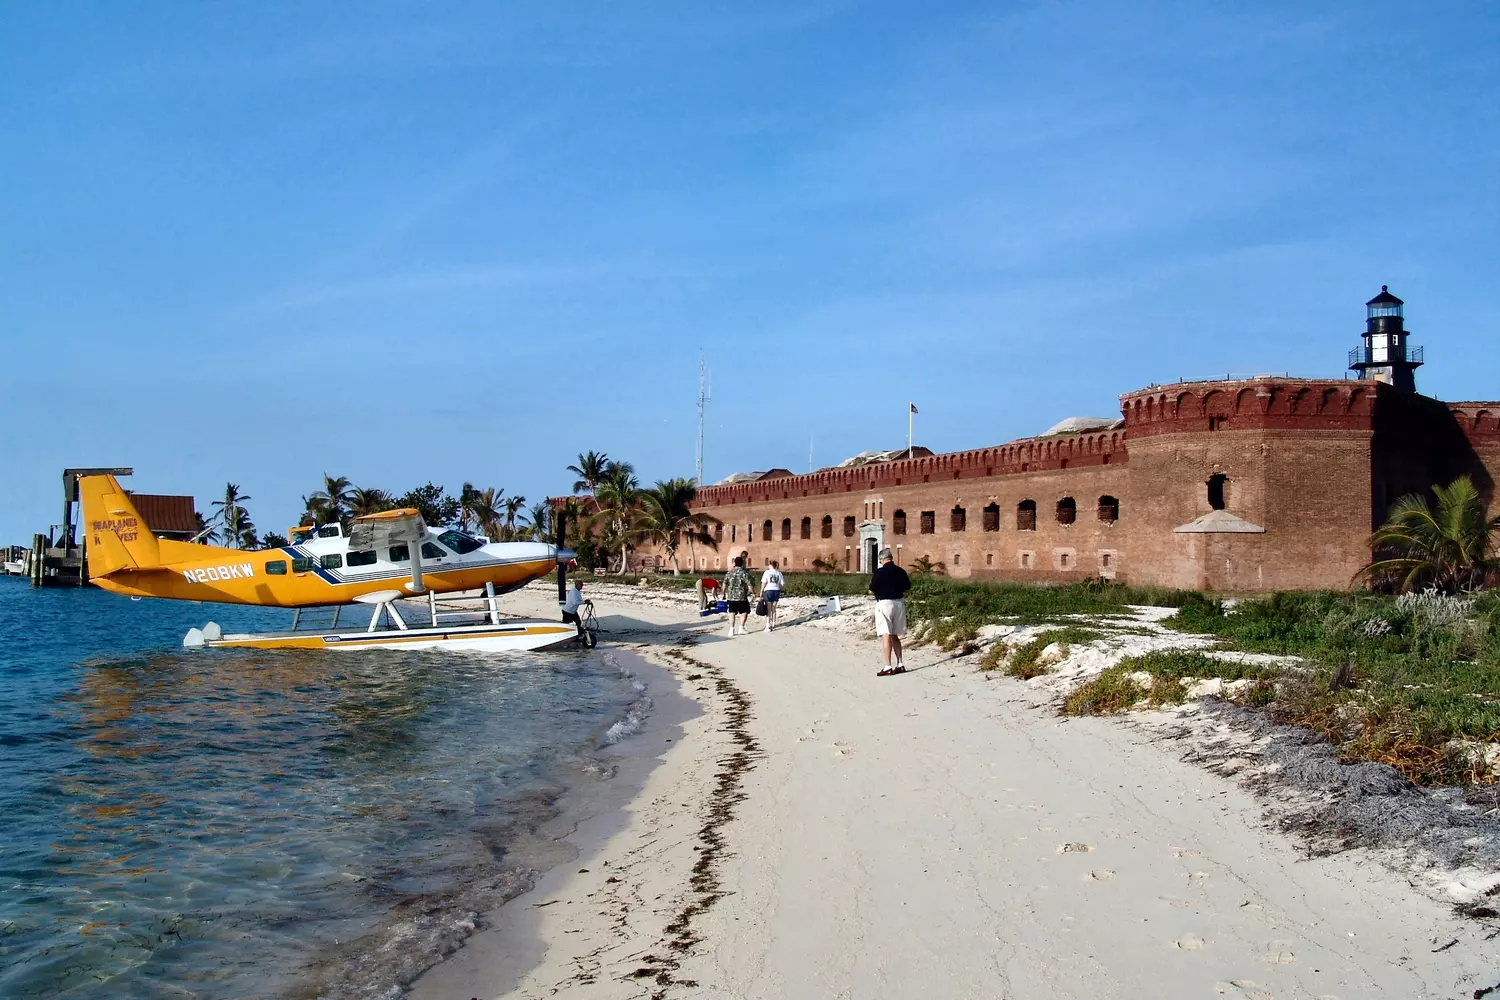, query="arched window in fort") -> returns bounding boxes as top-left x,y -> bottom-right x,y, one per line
843,516 -> 857,537
1056,497 -> 1076,525
1207,474 -> 1227,511
1097,495 -> 1119,523
821,515 -> 833,539
919,510 -> 936,534
892,510 -> 907,535
950,505 -> 967,531
800,516 -> 811,539
781,518 -> 792,541
762,519 -> 773,541
982,503 -> 1000,531
1017,500 -> 1037,531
